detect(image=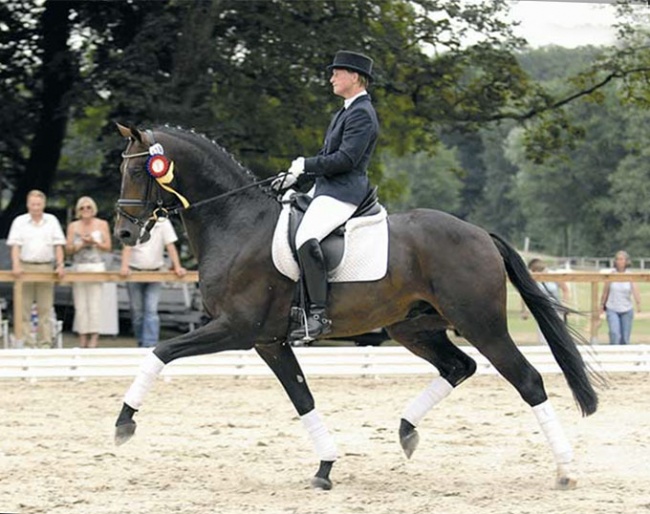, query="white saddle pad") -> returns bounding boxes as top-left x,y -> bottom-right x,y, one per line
271,193 -> 389,283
